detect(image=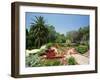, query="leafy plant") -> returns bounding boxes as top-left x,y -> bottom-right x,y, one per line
68,56 -> 77,65
26,54 -> 40,67
76,45 -> 88,54
37,49 -> 47,56
31,16 -> 49,48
